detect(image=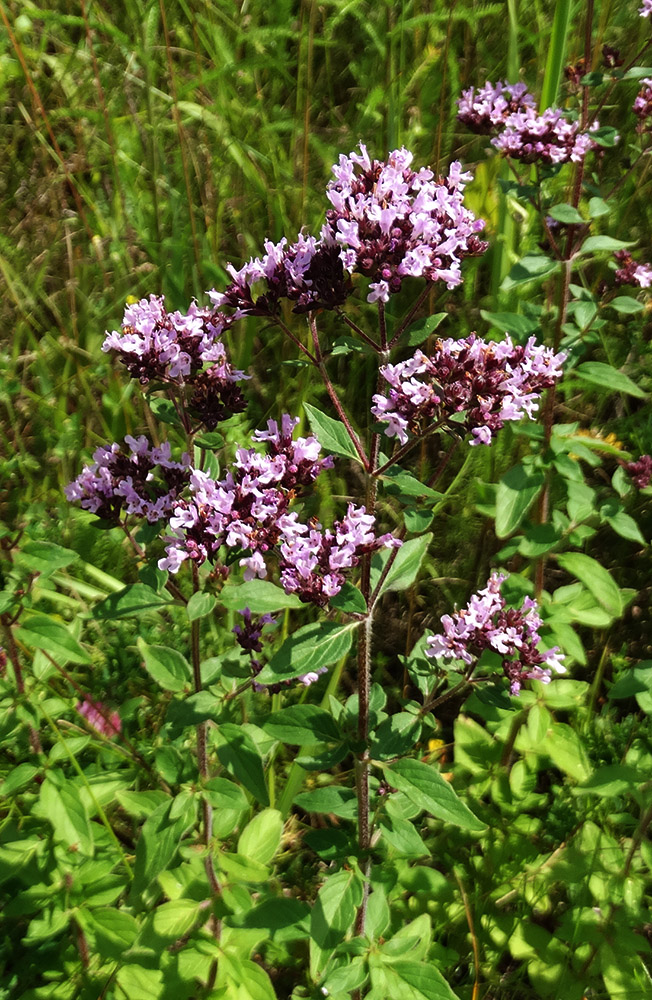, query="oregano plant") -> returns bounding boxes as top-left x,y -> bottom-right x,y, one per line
2,4 -> 652,998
